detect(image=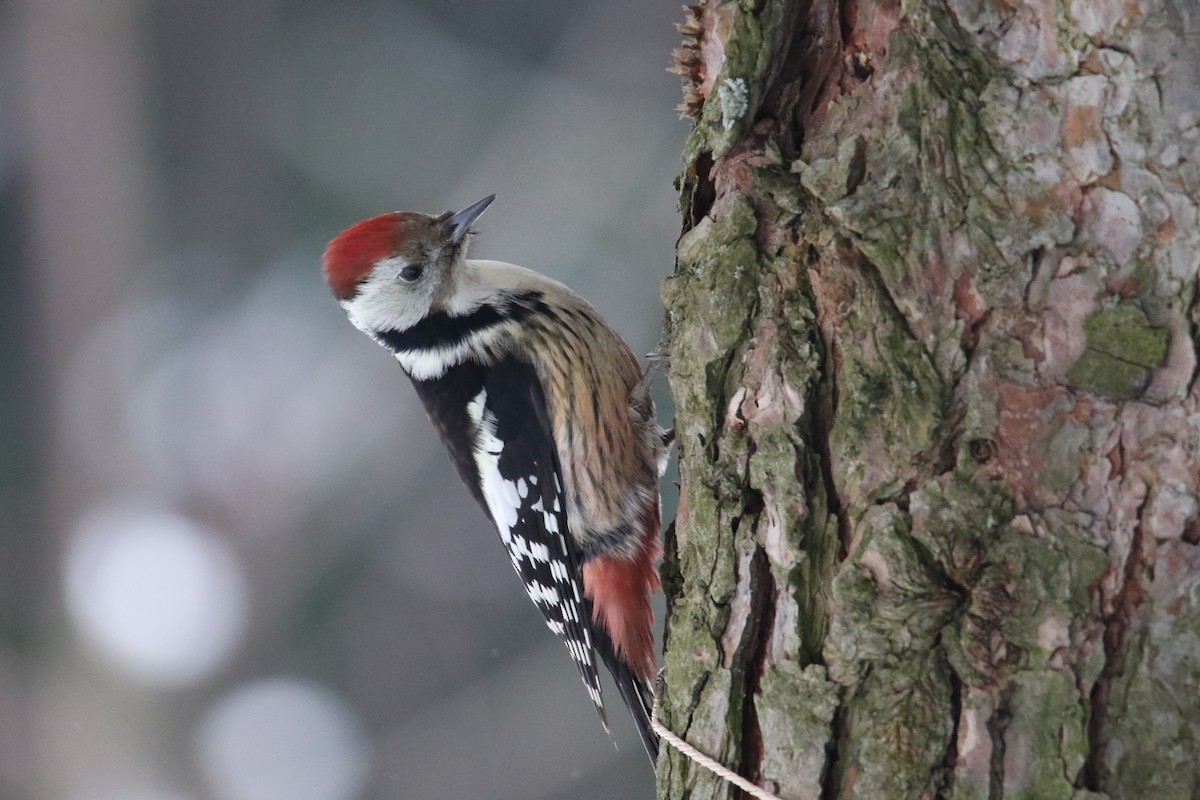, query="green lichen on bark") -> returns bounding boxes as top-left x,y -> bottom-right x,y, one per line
681,0 -> 794,162
660,179 -> 838,797
659,198 -> 767,799
827,500 -> 972,794
819,253 -> 951,508
756,663 -> 840,798
1095,573 -> 1200,797
1000,671 -> 1094,799
1066,301 -> 1169,397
